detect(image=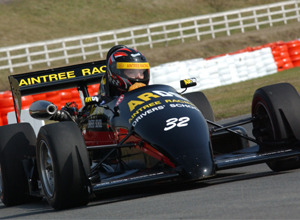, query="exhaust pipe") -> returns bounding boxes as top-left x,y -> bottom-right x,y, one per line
29,100 -> 58,120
